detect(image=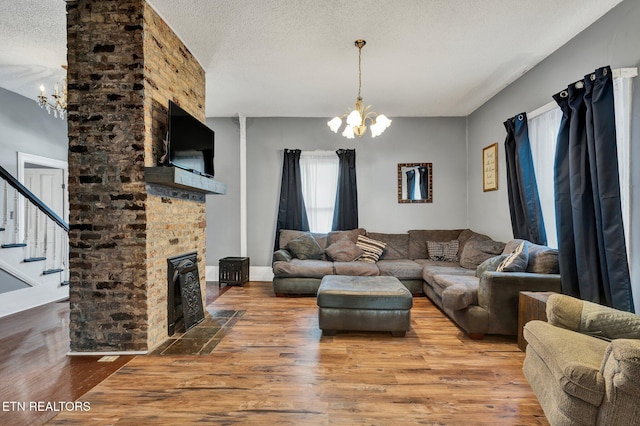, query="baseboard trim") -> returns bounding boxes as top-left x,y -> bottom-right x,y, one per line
206,265 -> 273,282
67,351 -> 147,356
